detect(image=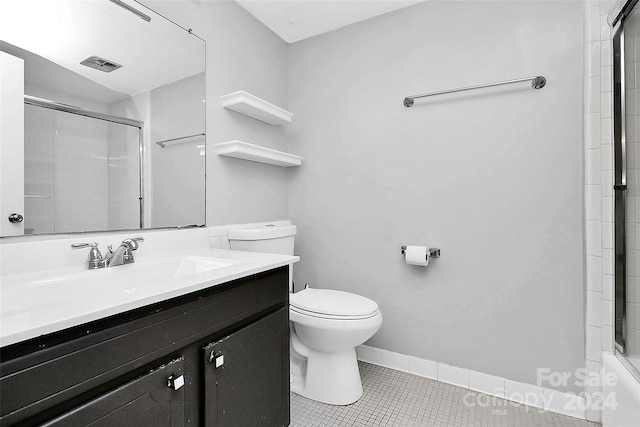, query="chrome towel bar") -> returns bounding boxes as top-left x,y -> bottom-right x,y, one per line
403,75 -> 546,107
156,133 -> 205,148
